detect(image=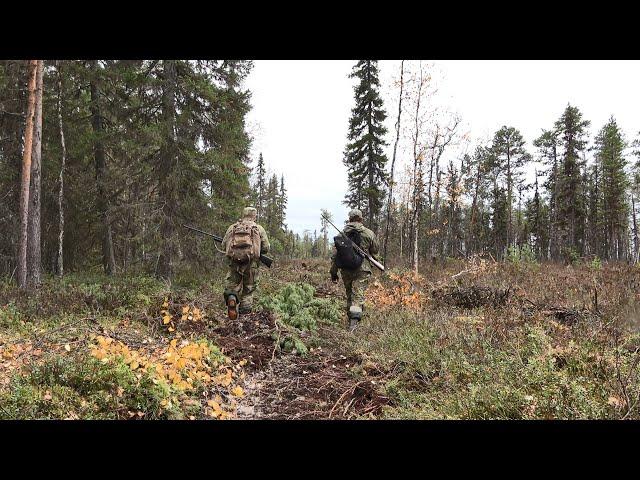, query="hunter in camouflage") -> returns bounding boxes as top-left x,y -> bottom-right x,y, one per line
330,209 -> 381,331
222,207 -> 270,319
